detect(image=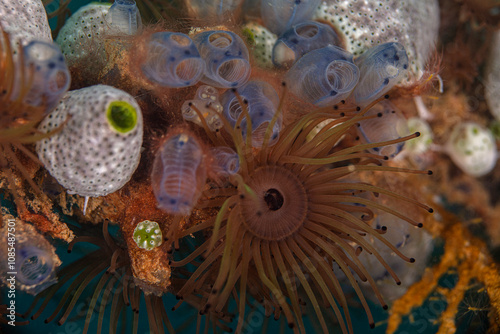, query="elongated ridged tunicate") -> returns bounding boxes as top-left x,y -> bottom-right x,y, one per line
273,21 -> 341,68
353,42 -> 409,106
445,122 -> 498,177
36,85 -> 143,197
142,32 -> 204,88
357,101 -> 410,158
192,30 -> 251,88
108,0 -> 142,35
185,0 -> 244,20
22,40 -> 71,111
151,133 -> 207,215
221,80 -> 282,147
260,0 -> 321,36
182,85 -> 223,131
285,45 -> 359,107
